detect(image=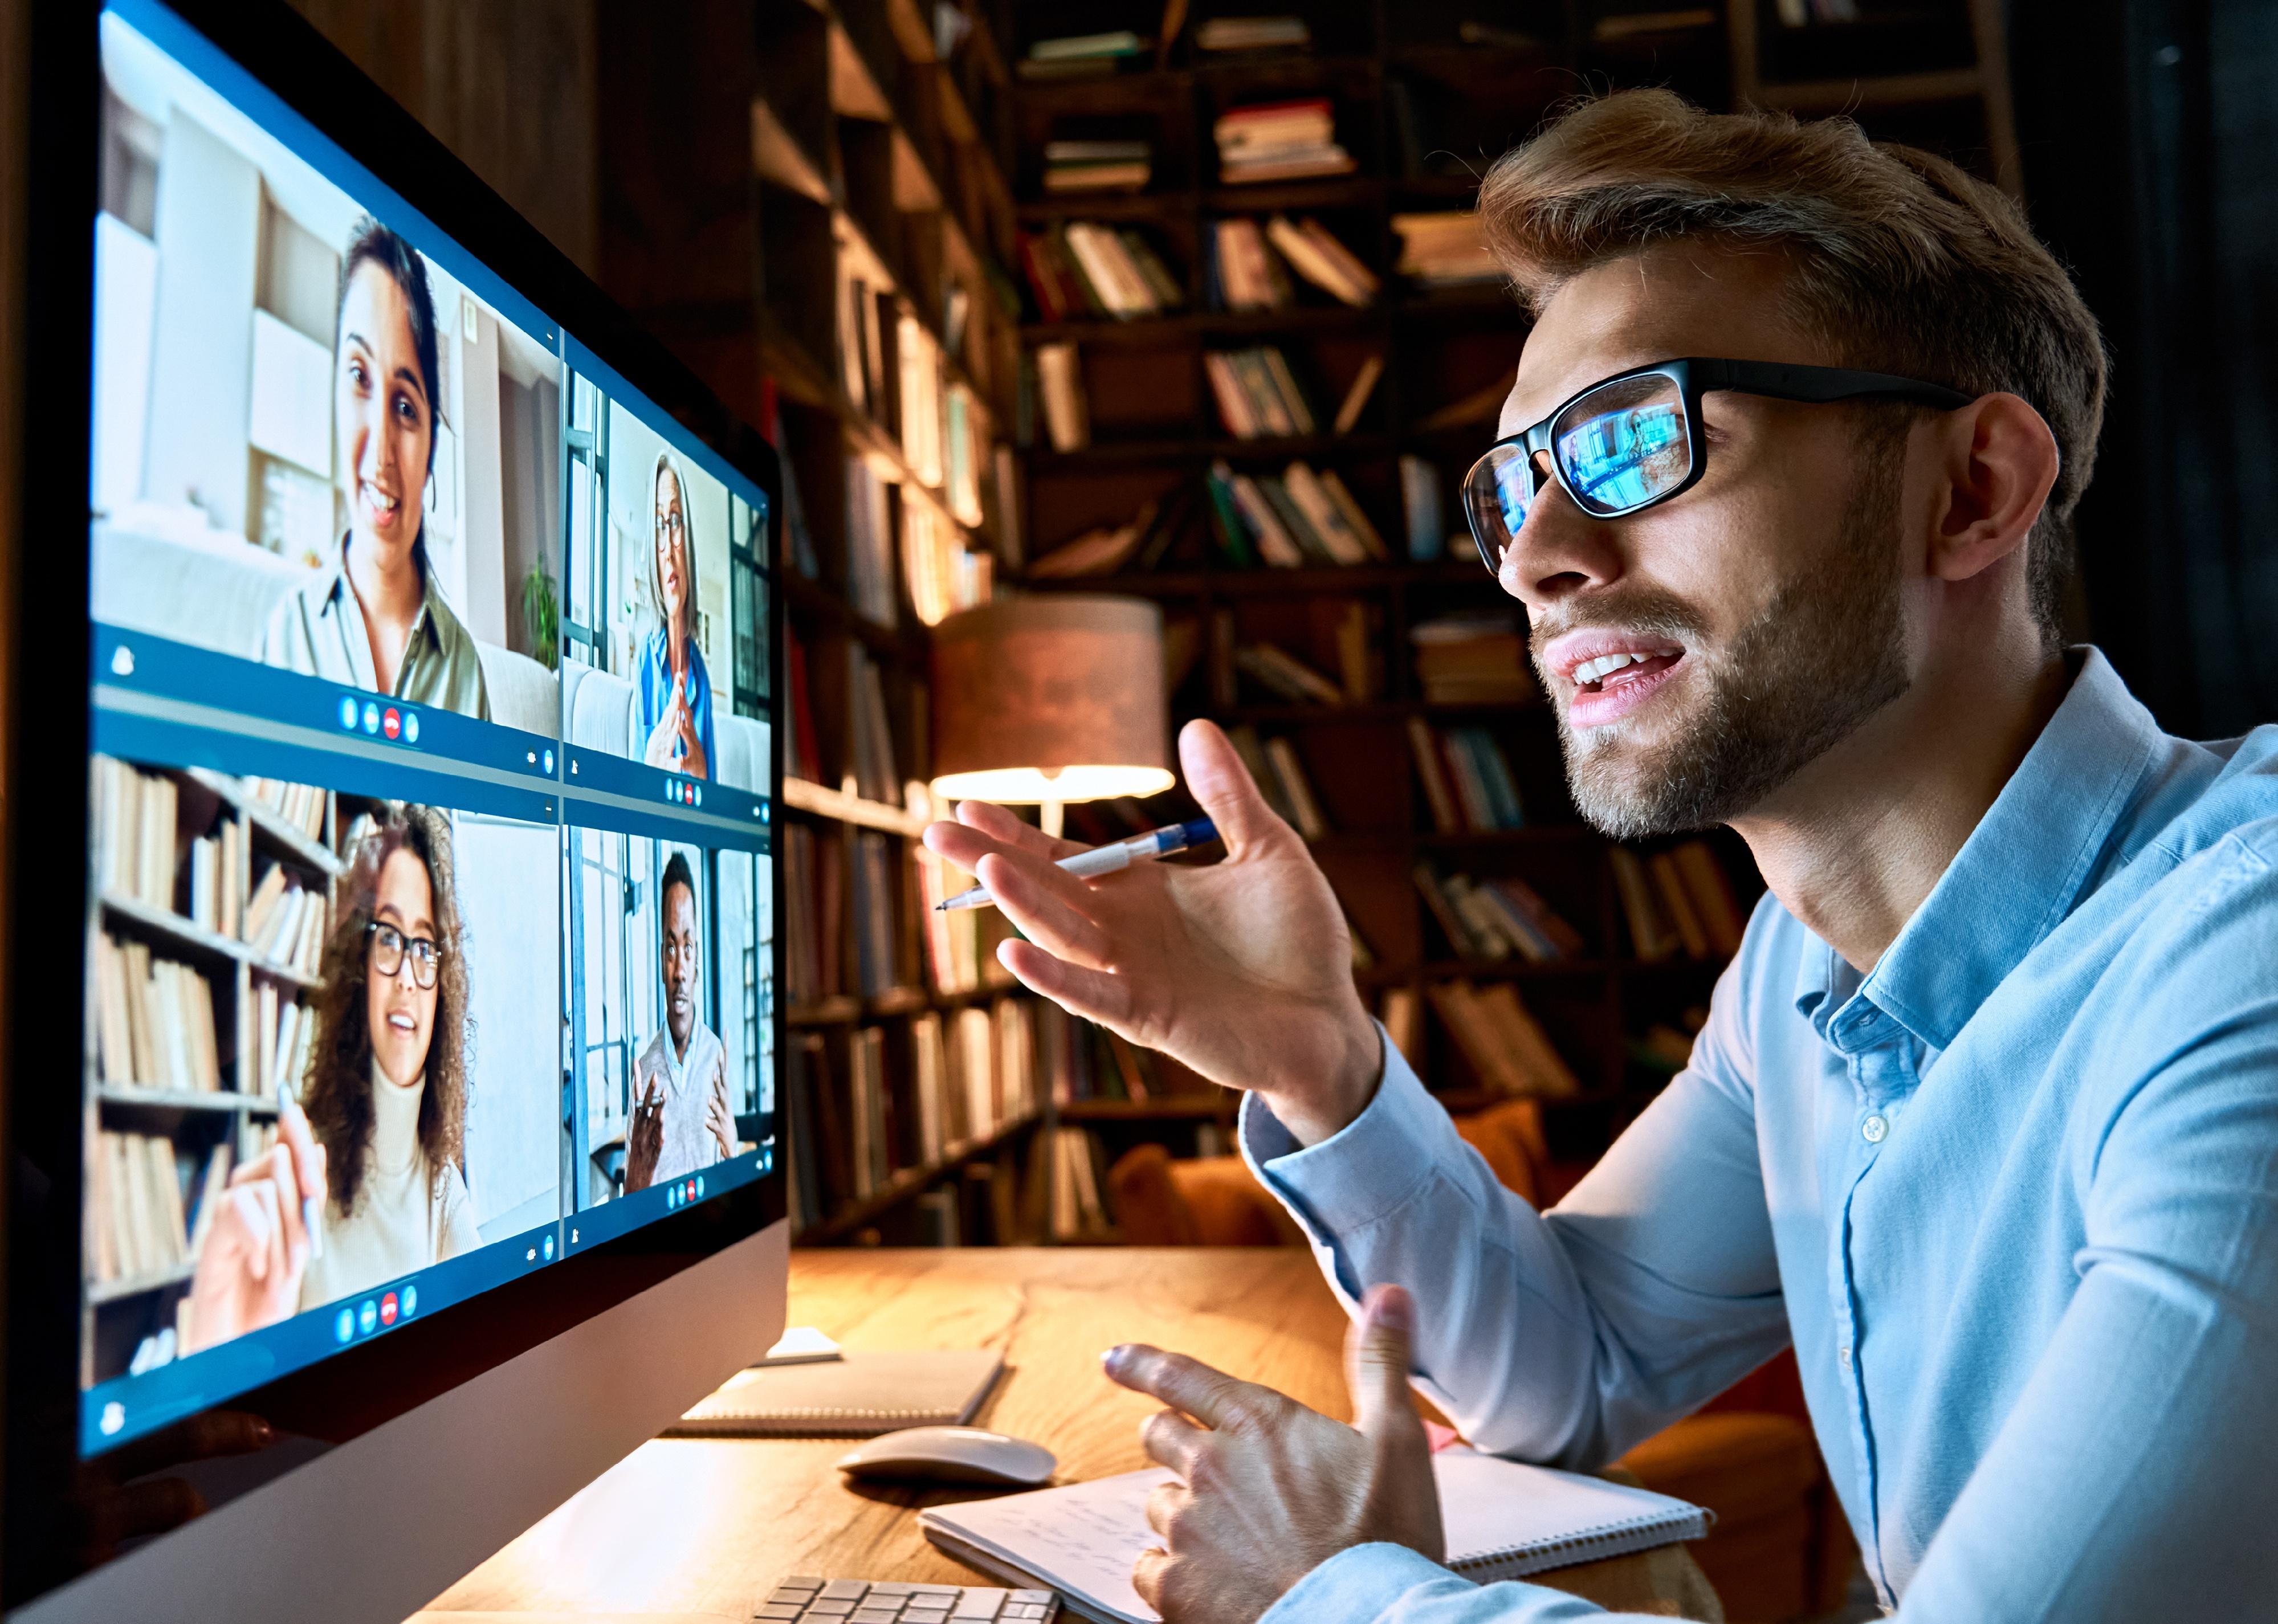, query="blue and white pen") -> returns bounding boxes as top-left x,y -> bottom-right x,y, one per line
937,818 -> 1219,913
